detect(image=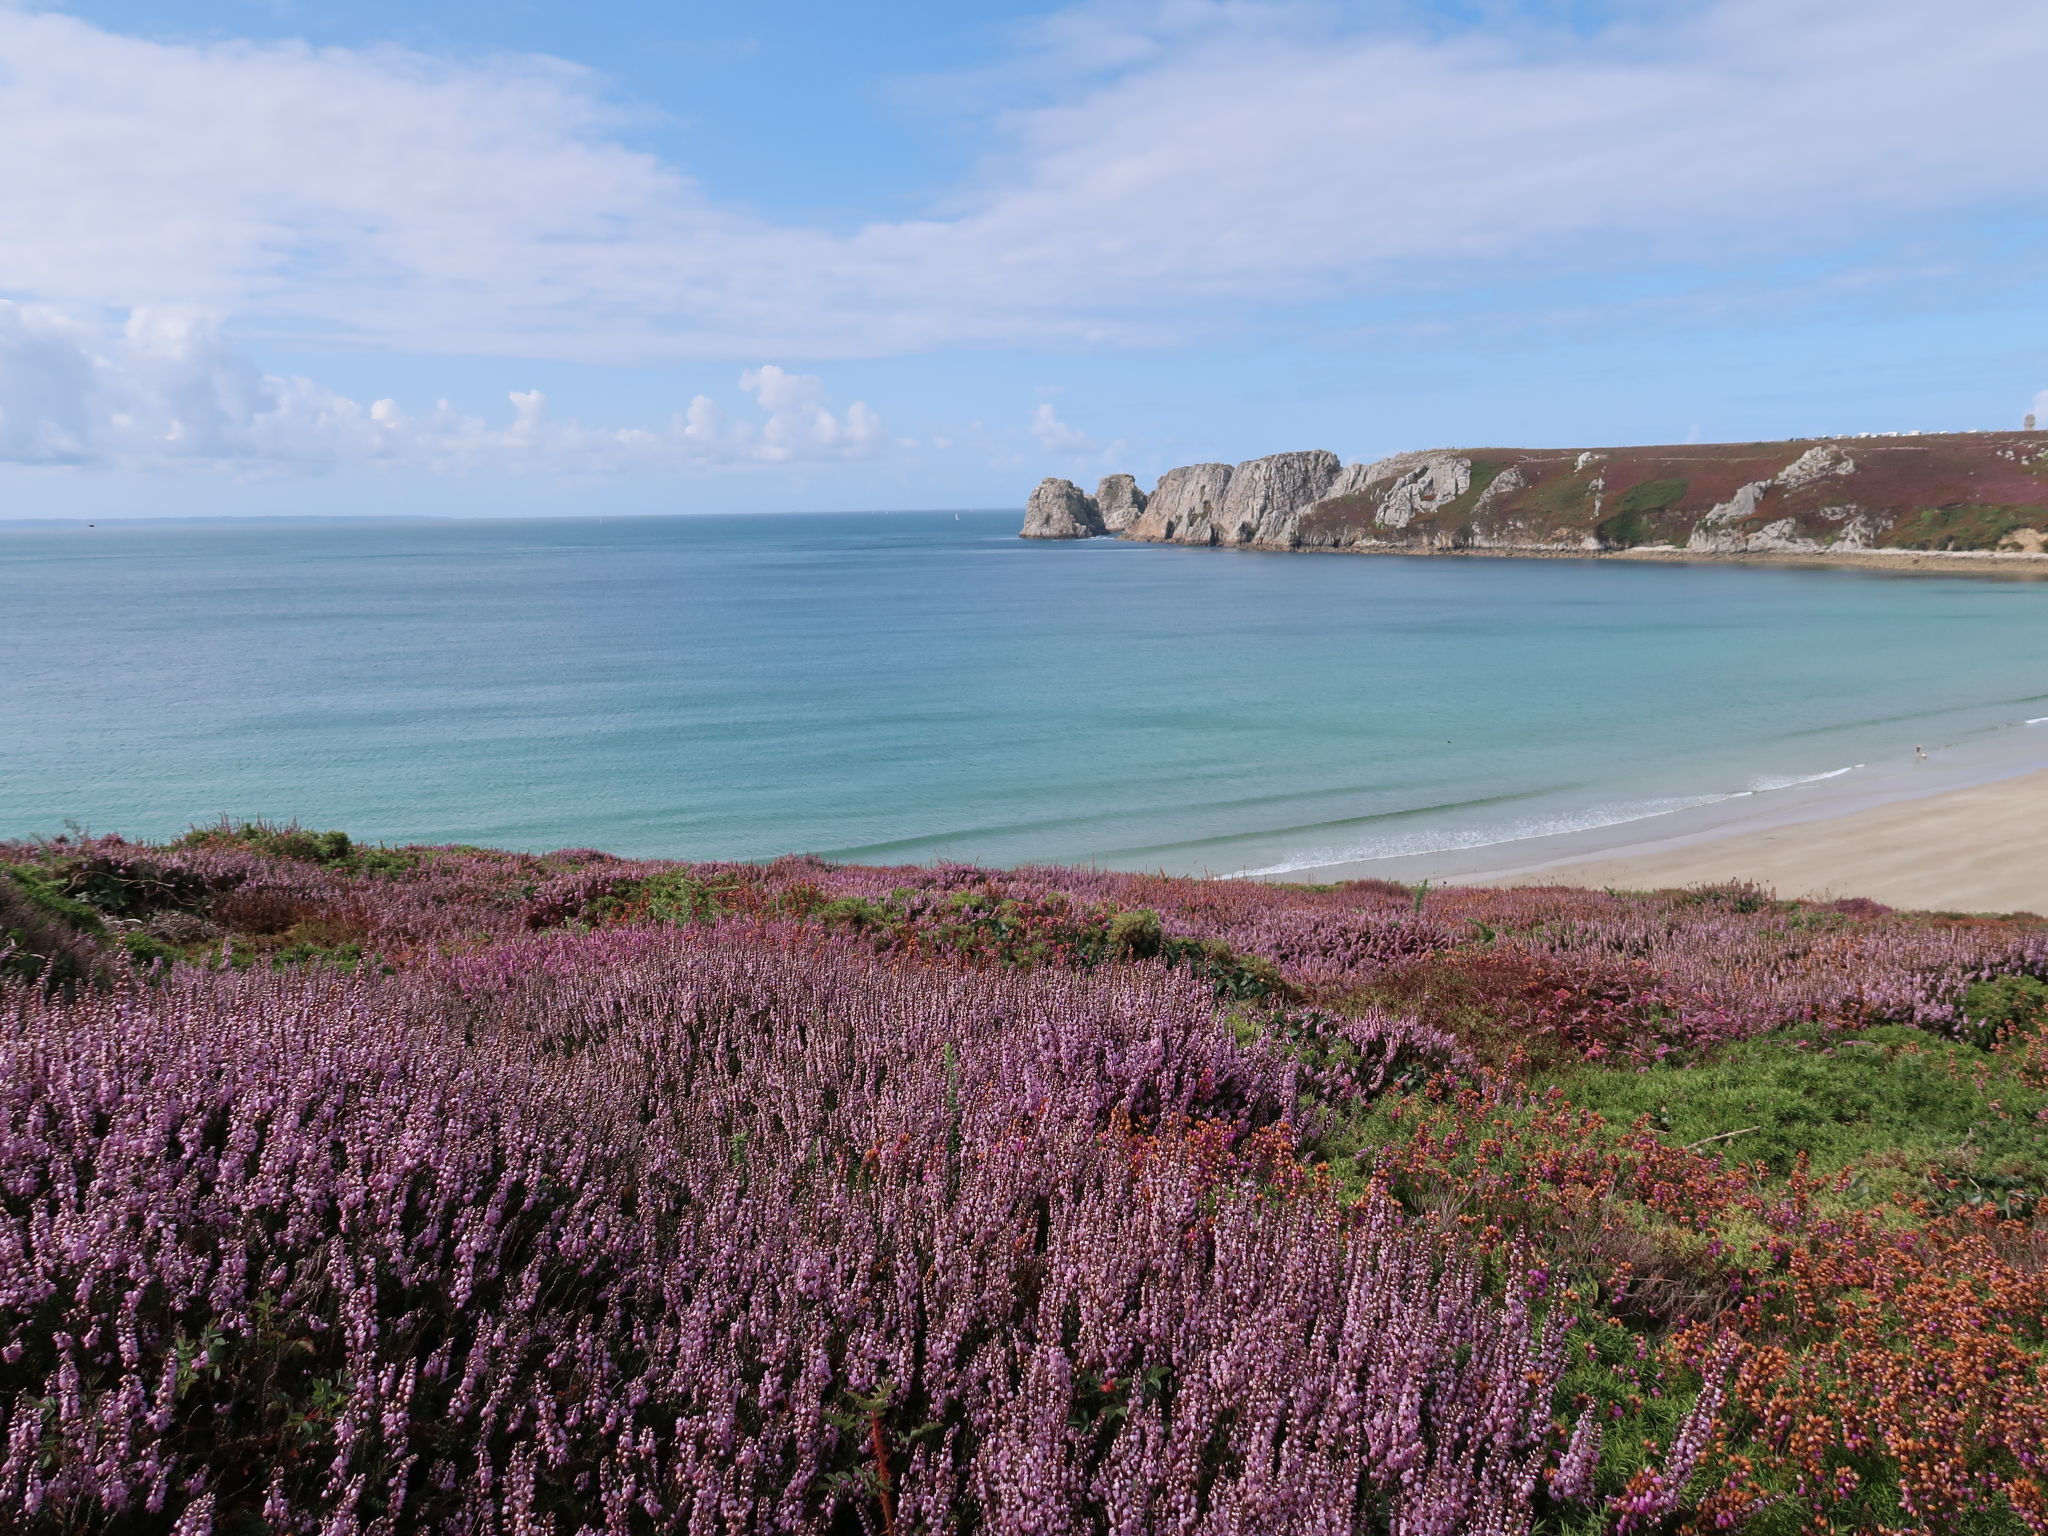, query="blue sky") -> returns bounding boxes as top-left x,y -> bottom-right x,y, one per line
1,0 -> 2044,517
